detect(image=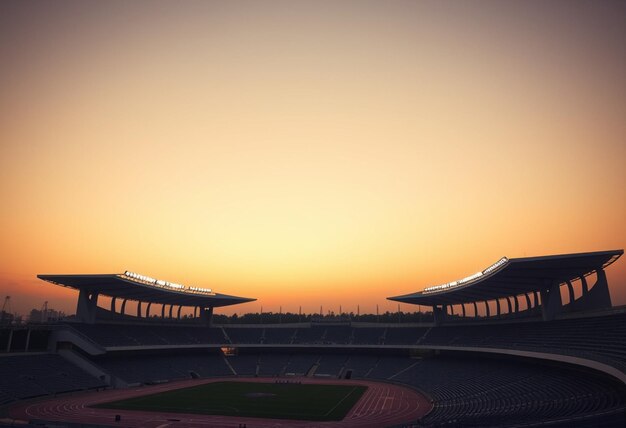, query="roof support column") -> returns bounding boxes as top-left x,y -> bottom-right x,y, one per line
533,291 -> 540,310
506,296 -> 512,314
484,301 -> 490,317
137,301 -> 142,318
566,280 -> 575,305
120,299 -> 127,315
177,305 -> 182,320
496,299 -> 501,316
110,297 -> 116,314
577,268 -> 612,311
461,303 -> 466,317
161,304 -> 166,318
146,302 -> 151,318
433,305 -> 446,325
77,289 -> 99,324
540,281 -> 562,321
473,301 -> 478,317
200,306 -> 213,326
524,293 -> 531,310
581,275 -> 588,294
168,304 -> 174,319
514,295 -> 520,313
